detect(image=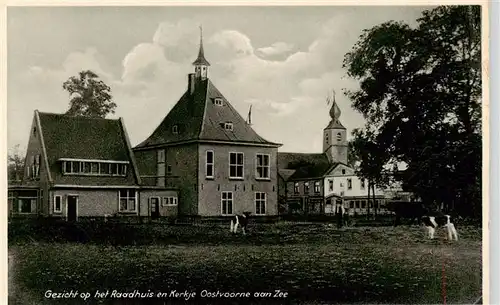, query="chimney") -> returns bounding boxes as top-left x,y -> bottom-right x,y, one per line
188,73 -> 195,94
